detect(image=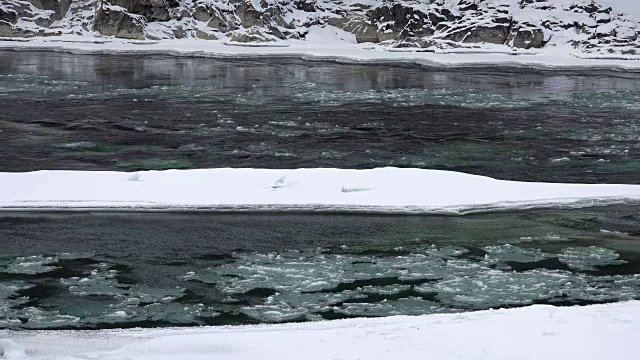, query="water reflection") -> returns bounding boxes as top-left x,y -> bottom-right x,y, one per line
1,51 -> 639,184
